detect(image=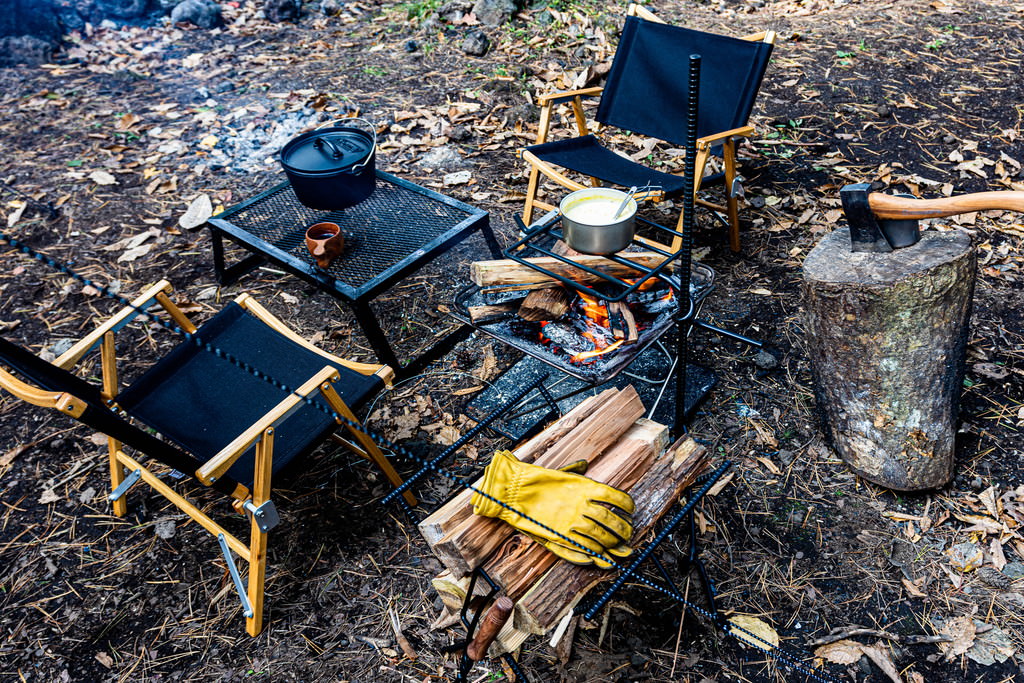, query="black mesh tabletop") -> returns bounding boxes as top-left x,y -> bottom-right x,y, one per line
205,170 -> 496,375
208,171 -> 488,301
